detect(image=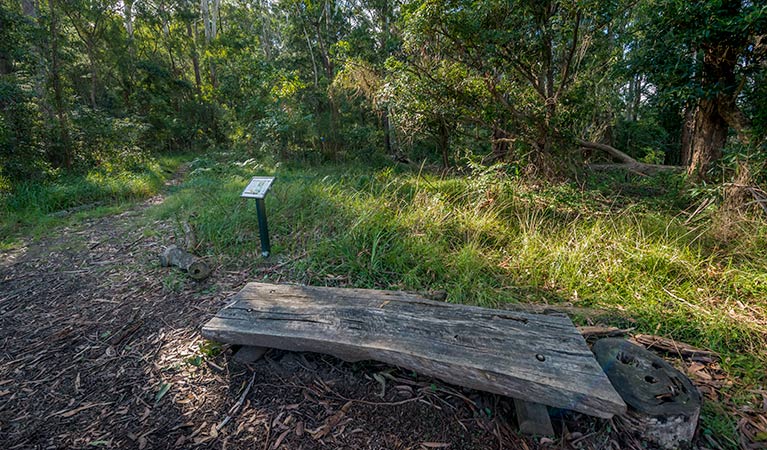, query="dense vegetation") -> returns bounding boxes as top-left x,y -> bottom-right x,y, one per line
1,0 -> 766,444
1,0 -> 764,184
